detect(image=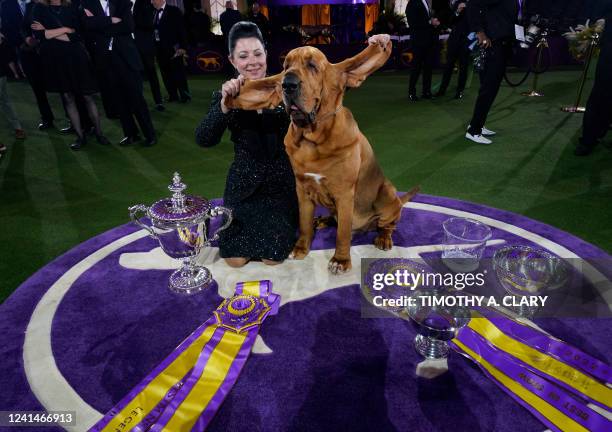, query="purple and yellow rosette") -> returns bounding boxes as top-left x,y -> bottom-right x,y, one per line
451,311 -> 612,432
90,280 -> 278,432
